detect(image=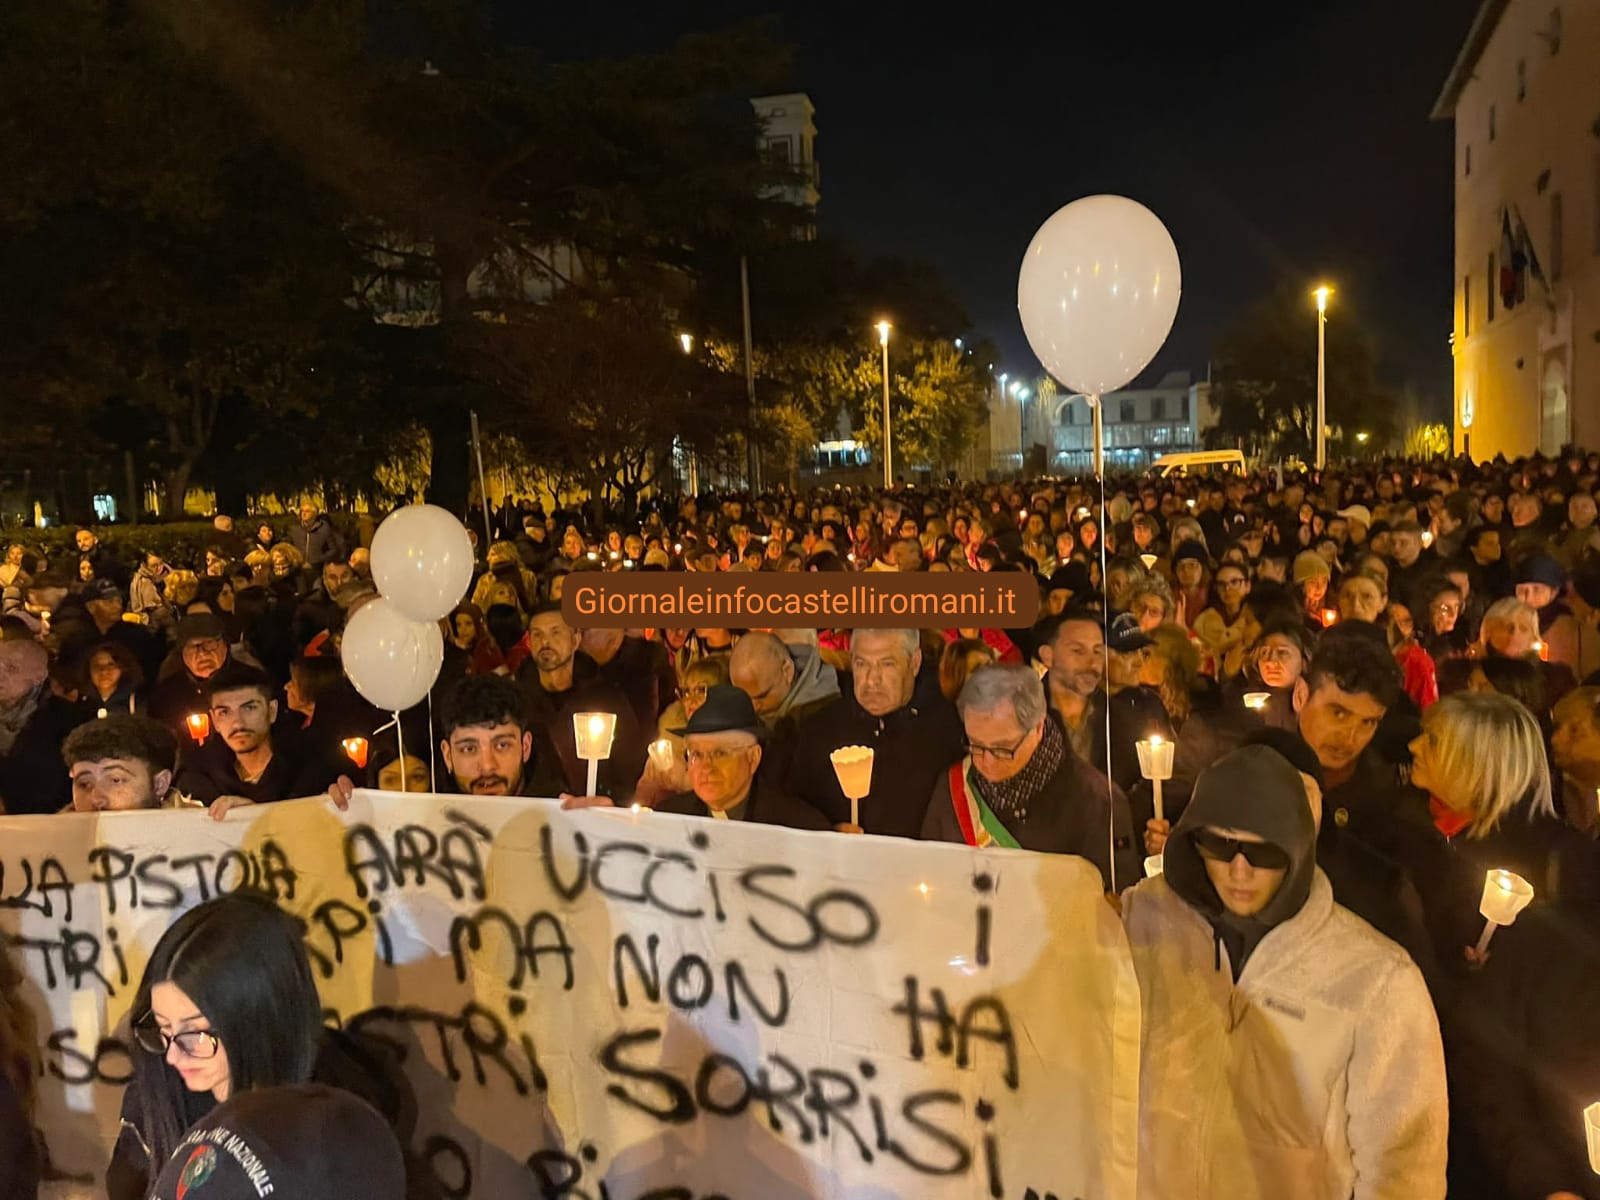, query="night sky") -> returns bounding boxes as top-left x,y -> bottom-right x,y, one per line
506,1 -> 1478,412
